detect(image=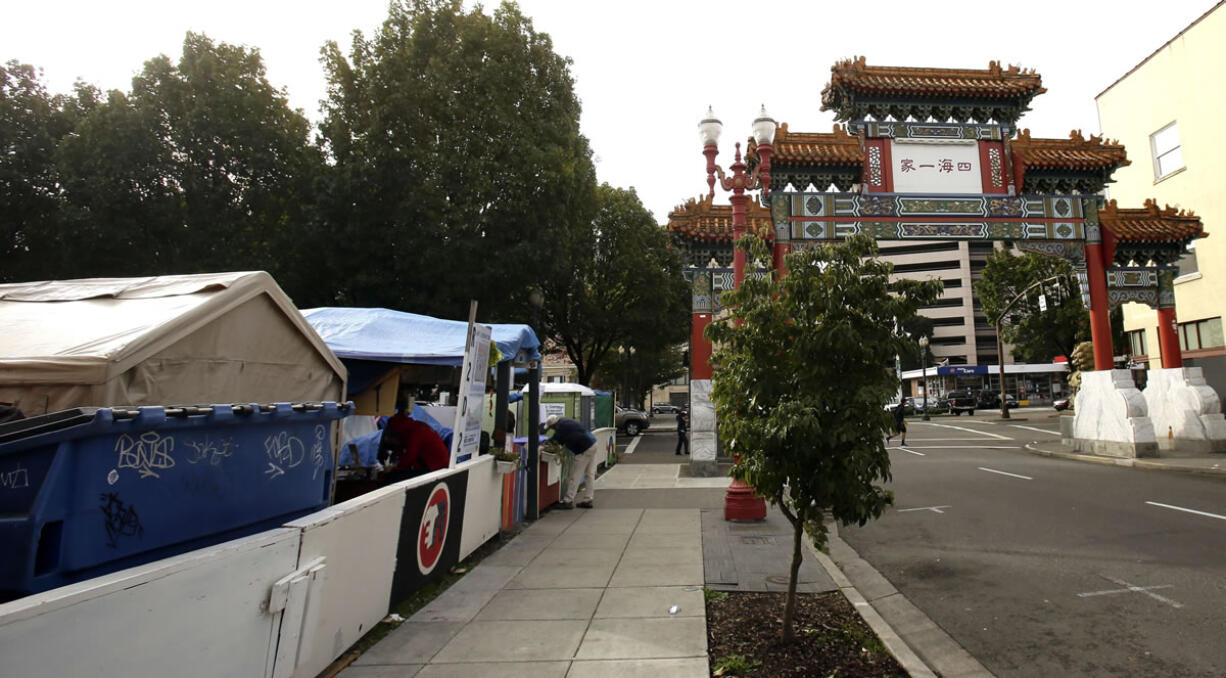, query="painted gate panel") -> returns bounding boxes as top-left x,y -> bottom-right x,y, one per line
283,485 -> 406,678
460,456 -> 502,560
0,527 -> 301,678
